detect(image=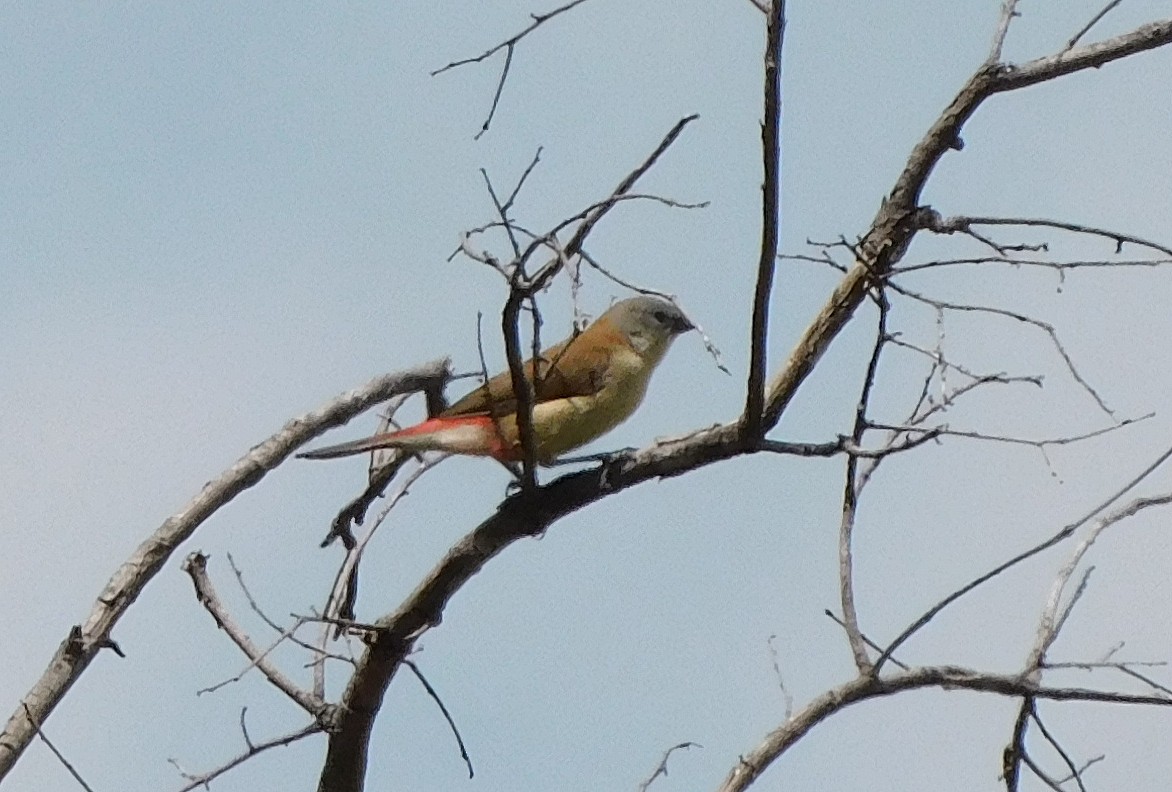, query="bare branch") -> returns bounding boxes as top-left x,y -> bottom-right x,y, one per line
519,115 -> 700,295
1032,713 -> 1090,792
766,635 -> 796,717
431,0 -> 594,138
893,256 -> 1172,277
321,454 -> 448,652
867,415 -> 1150,453
823,610 -> 909,671
182,553 -> 332,721
171,722 -> 320,792
0,361 -> 447,778
888,280 -> 1117,418
928,213 -> 1172,257
21,704 -> 95,792
481,168 -> 523,259
225,554 -> 353,673
988,0 -> 1022,64
875,445 -> 1172,671
717,665 -> 1172,792
1032,493 -> 1172,669
838,294 -> 889,673
743,0 -> 786,438
403,660 -> 474,779
502,289 -> 540,490
637,742 -> 699,792
1066,0 -> 1126,52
